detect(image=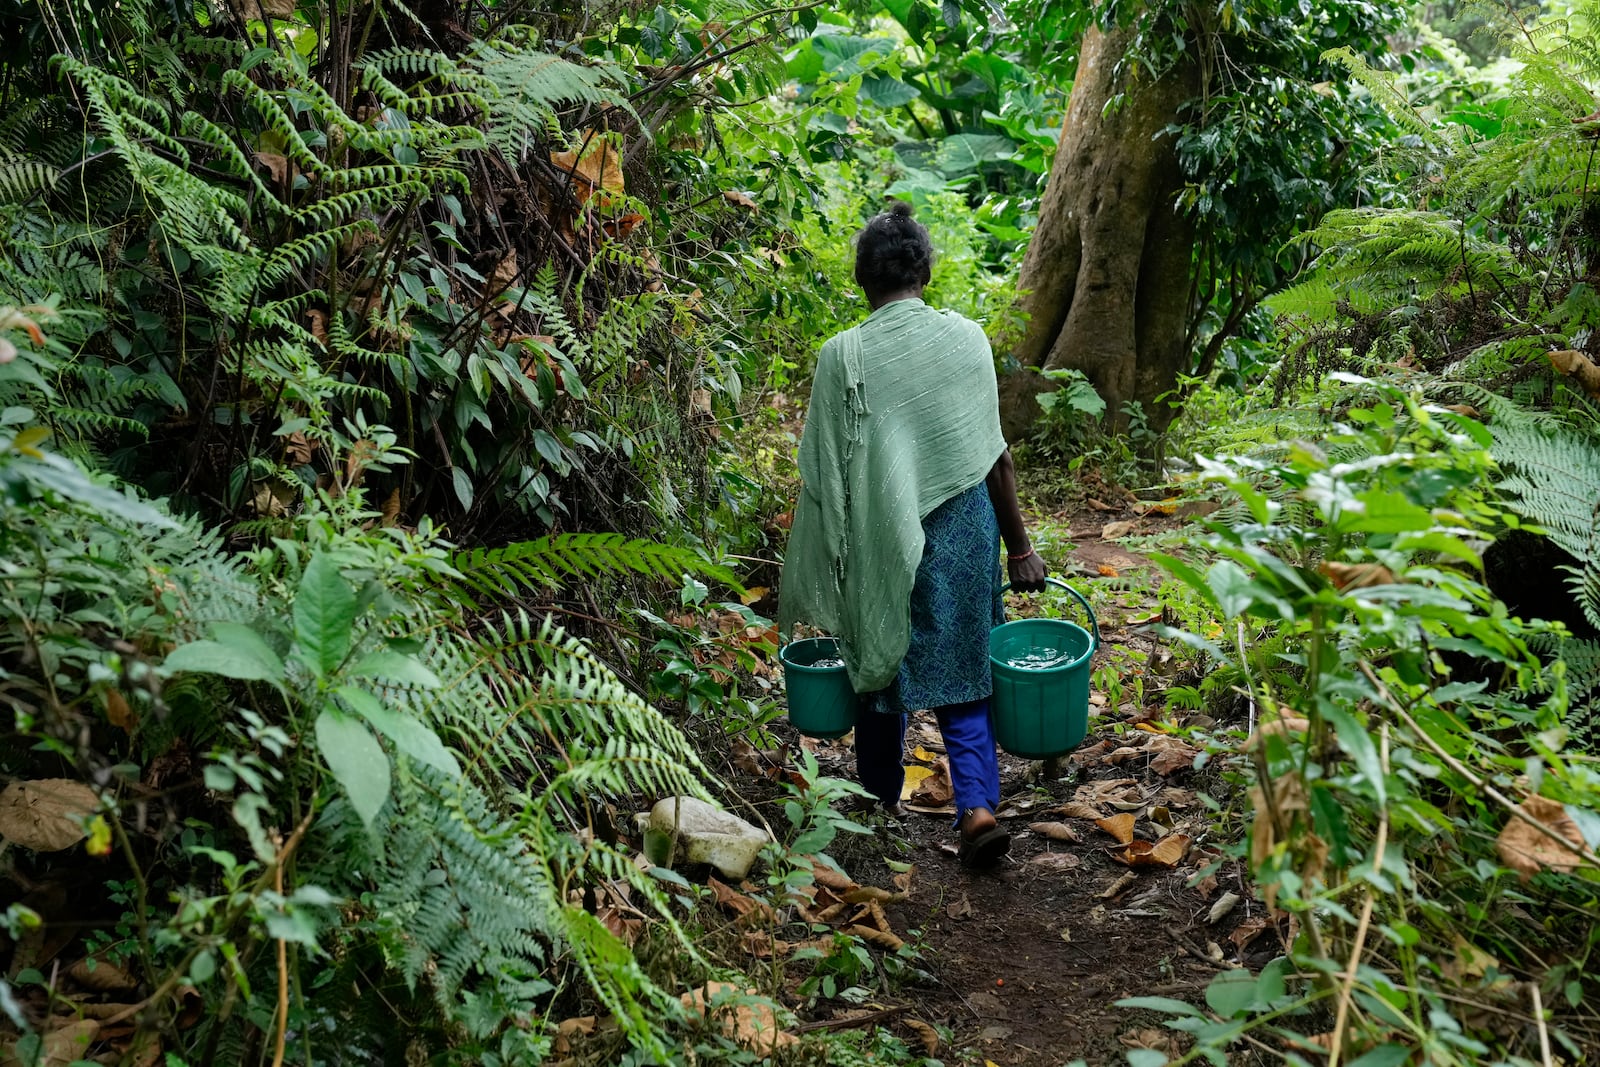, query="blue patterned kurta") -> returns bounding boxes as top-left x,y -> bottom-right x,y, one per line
864,482 -> 1005,715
